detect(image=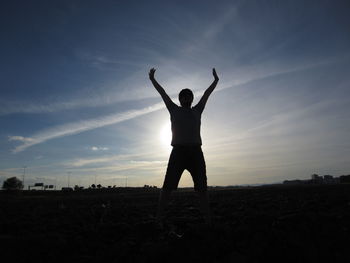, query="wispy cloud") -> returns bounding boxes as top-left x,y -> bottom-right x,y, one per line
77,50 -> 150,70
8,136 -> 34,143
10,102 -> 165,153
67,154 -> 133,167
9,54 -> 342,154
203,6 -> 237,40
0,88 -> 154,116
67,161 -> 167,174
91,146 -> 109,151
0,170 -> 19,178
